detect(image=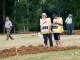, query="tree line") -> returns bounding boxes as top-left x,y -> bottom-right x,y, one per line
0,0 -> 80,33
